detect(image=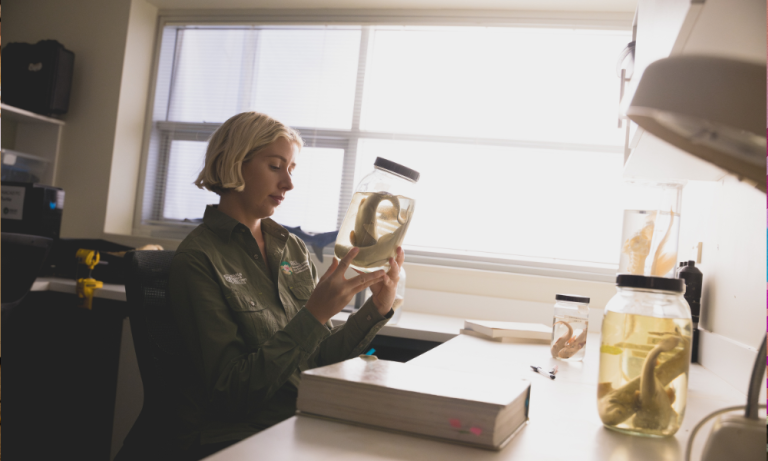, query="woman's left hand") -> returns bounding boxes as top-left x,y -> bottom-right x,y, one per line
358,246 -> 404,316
